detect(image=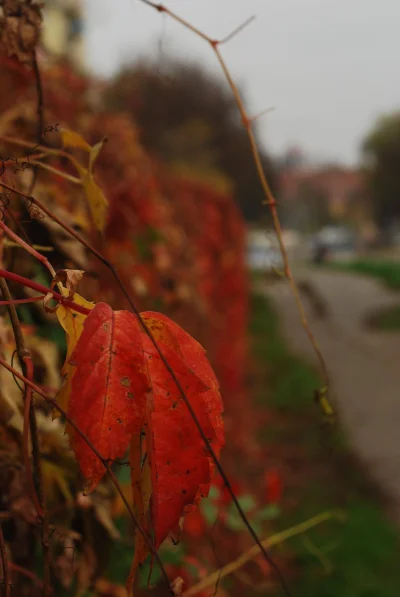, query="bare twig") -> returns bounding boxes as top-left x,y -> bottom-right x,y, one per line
0,136 -> 82,174
0,277 -> 51,595
0,525 -> 11,597
249,106 -> 275,124
0,296 -> 44,306
219,15 -> 256,45
0,279 -> 42,518
139,0 -> 330,392
32,51 -> 45,147
27,50 -> 45,196
0,358 -> 173,594
0,219 -> 56,277
0,269 -> 89,315
182,510 -> 345,597
9,562 -> 43,590
29,160 -> 81,184
22,355 -> 51,597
